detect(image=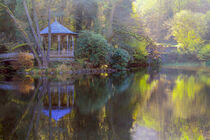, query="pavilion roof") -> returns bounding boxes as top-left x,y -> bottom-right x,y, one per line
40,20 -> 77,35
